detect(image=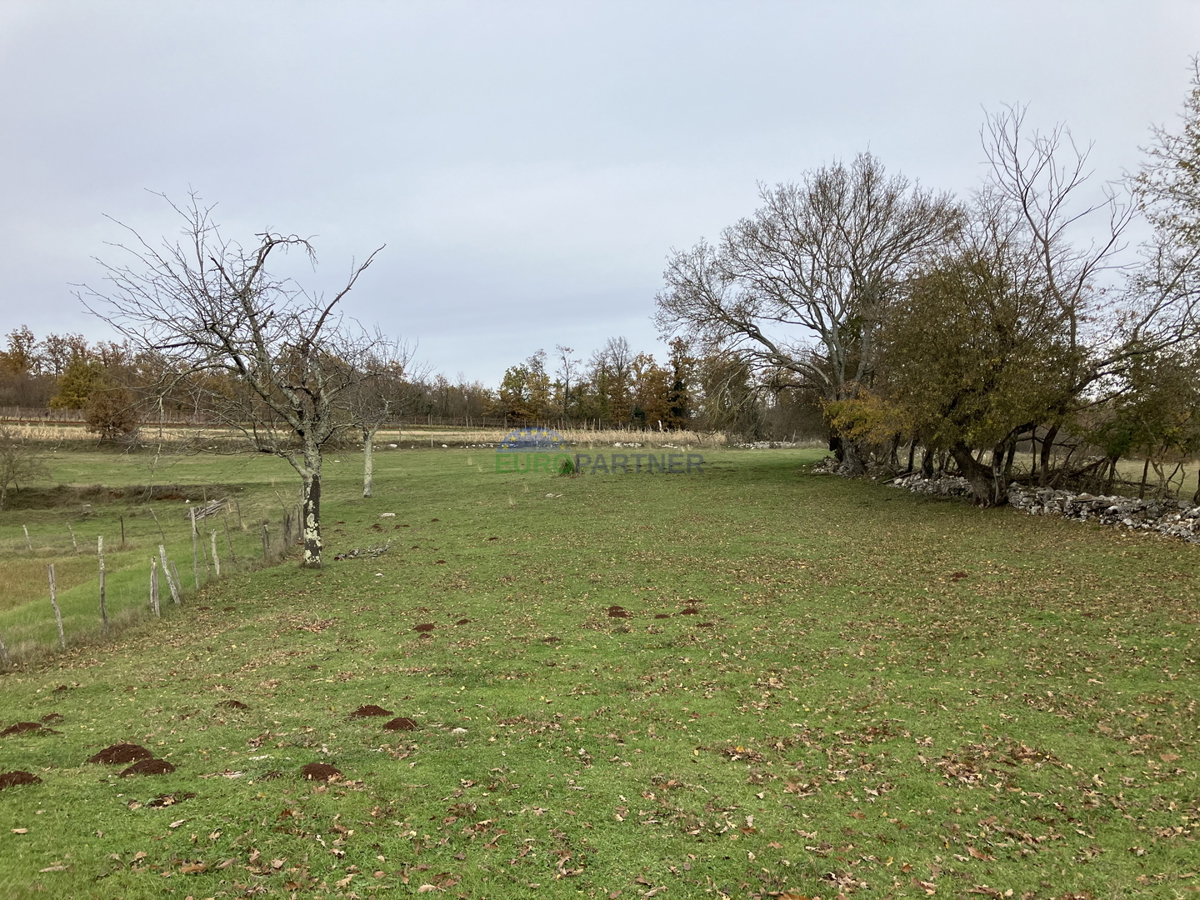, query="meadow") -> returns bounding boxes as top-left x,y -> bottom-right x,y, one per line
0,444 -> 1197,899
